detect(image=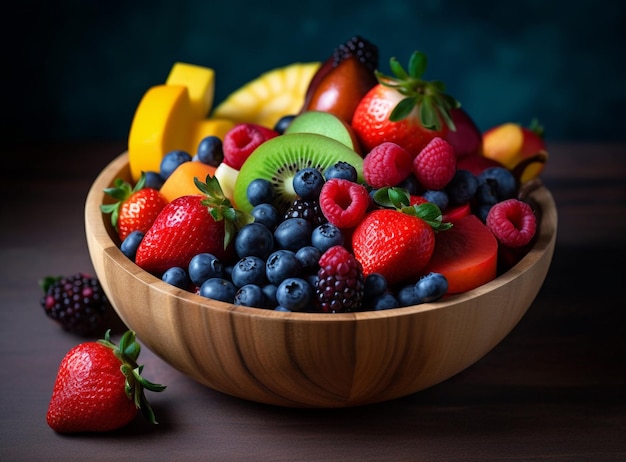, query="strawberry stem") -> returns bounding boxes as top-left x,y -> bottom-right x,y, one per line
98,329 -> 166,425
373,187 -> 452,232
194,175 -> 253,249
